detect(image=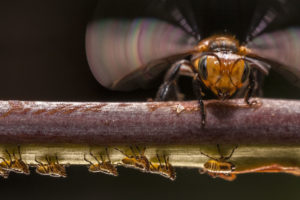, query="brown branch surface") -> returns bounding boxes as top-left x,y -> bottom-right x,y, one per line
0,98 -> 299,145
